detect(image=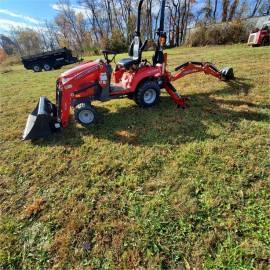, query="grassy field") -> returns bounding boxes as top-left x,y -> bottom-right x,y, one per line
0,44 -> 269,270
